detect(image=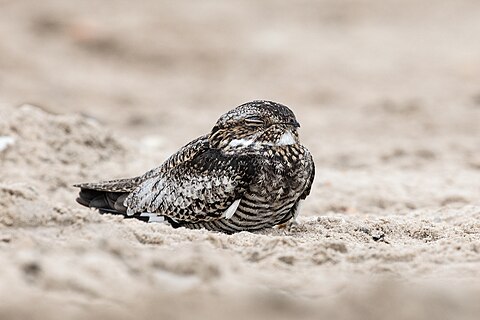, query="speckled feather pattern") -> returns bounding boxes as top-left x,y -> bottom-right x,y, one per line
75,100 -> 315,233
124,135 -> 255,222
